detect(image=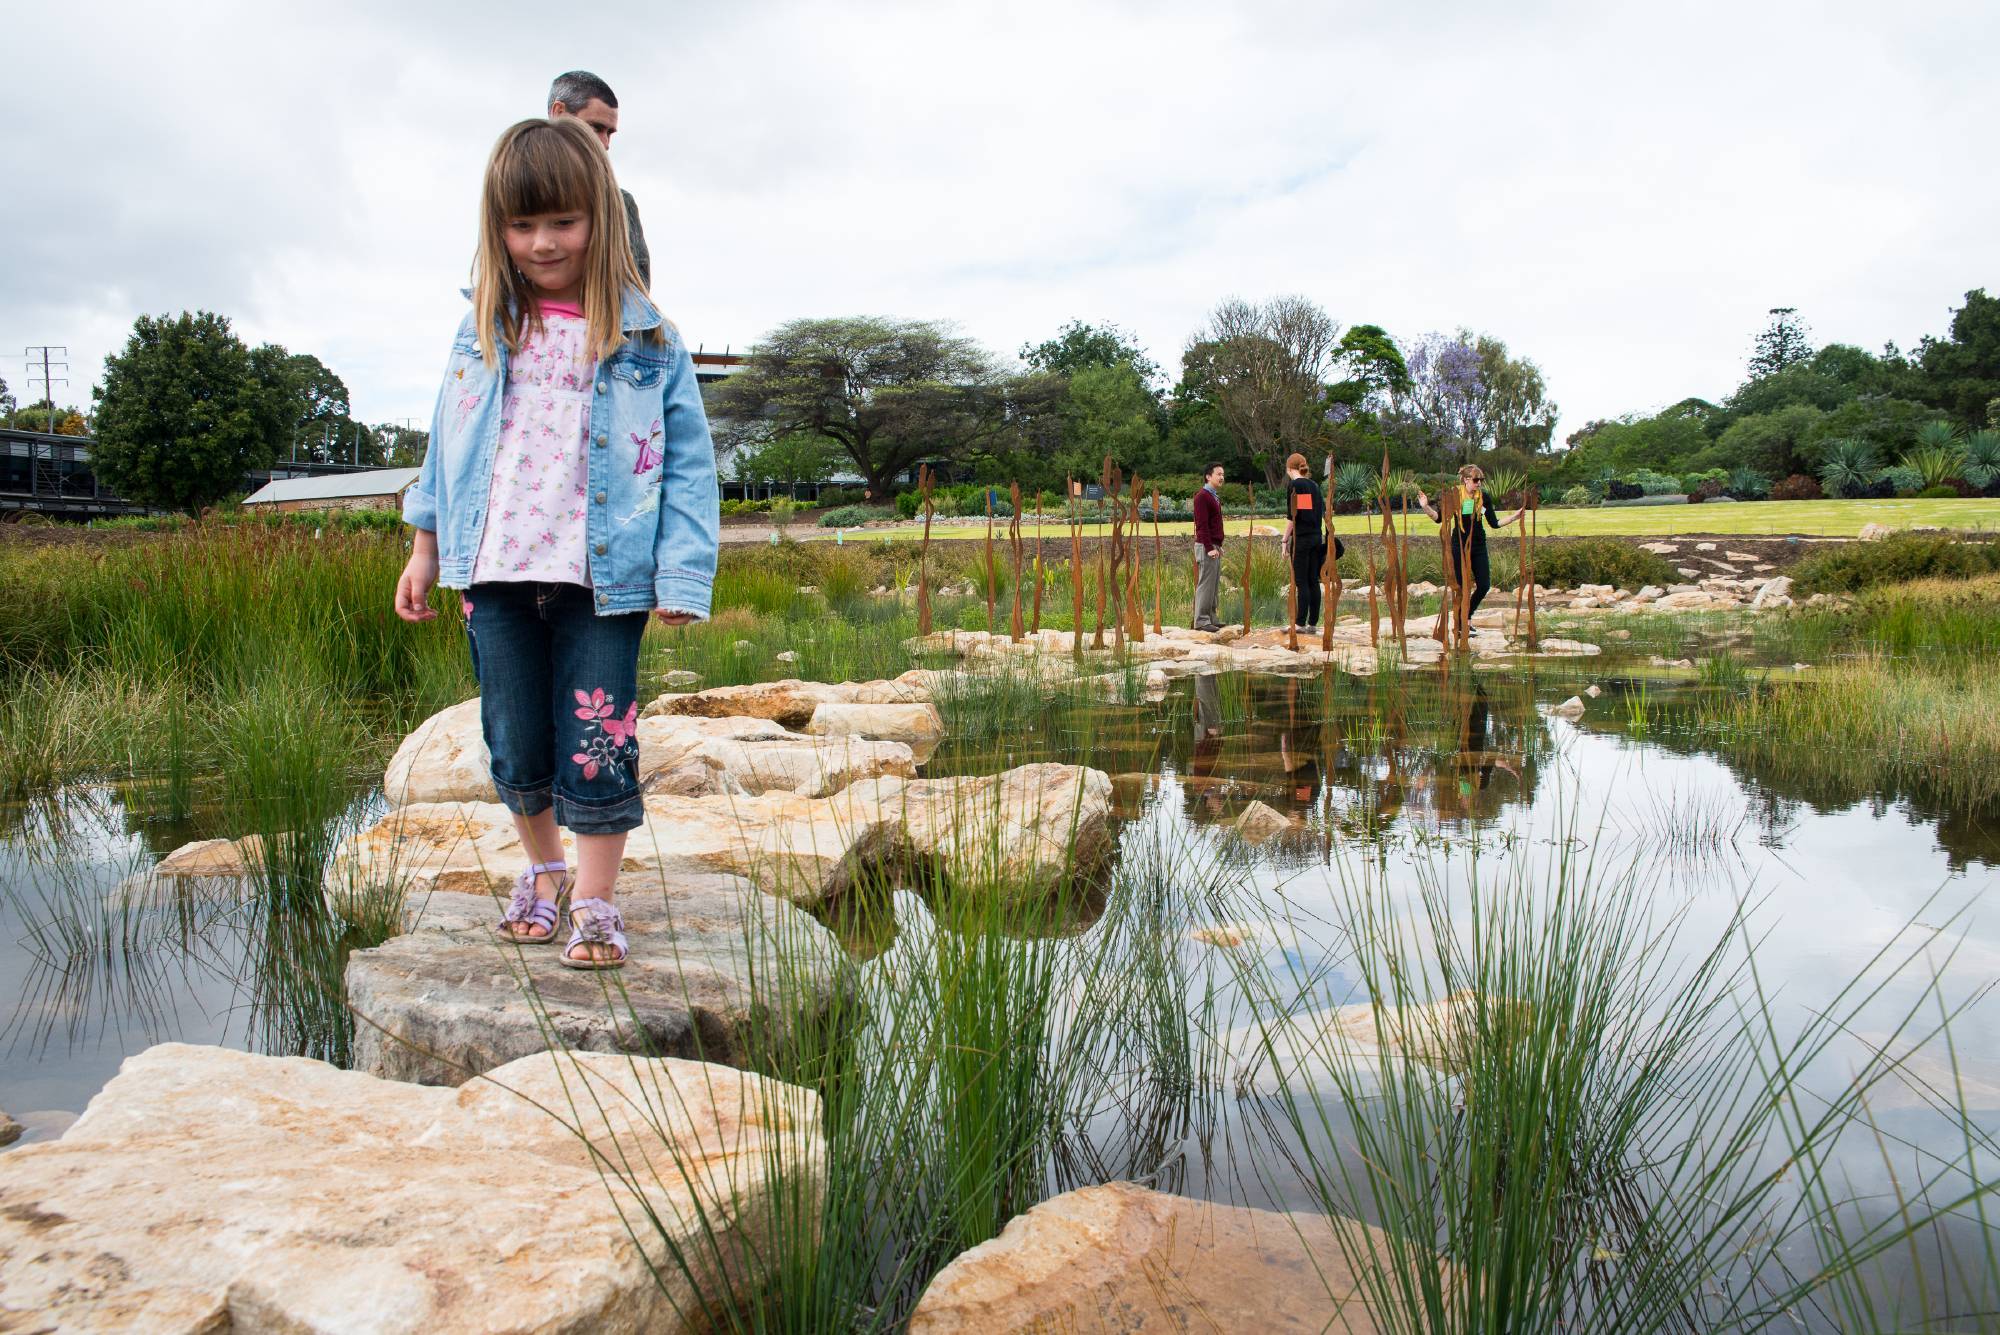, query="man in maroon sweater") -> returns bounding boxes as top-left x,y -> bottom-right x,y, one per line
1192,463 -> 1226,631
